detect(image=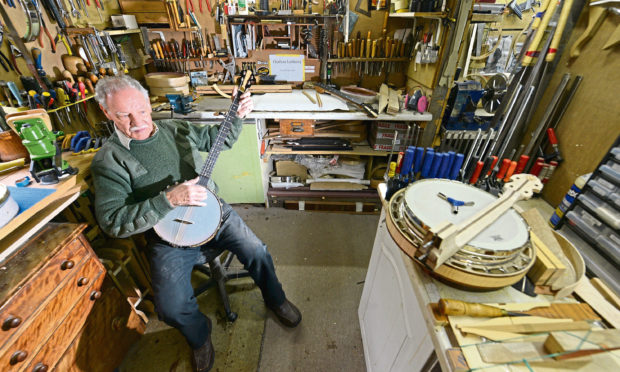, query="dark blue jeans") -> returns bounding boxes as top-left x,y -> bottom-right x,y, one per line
147,202 -> 285,349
